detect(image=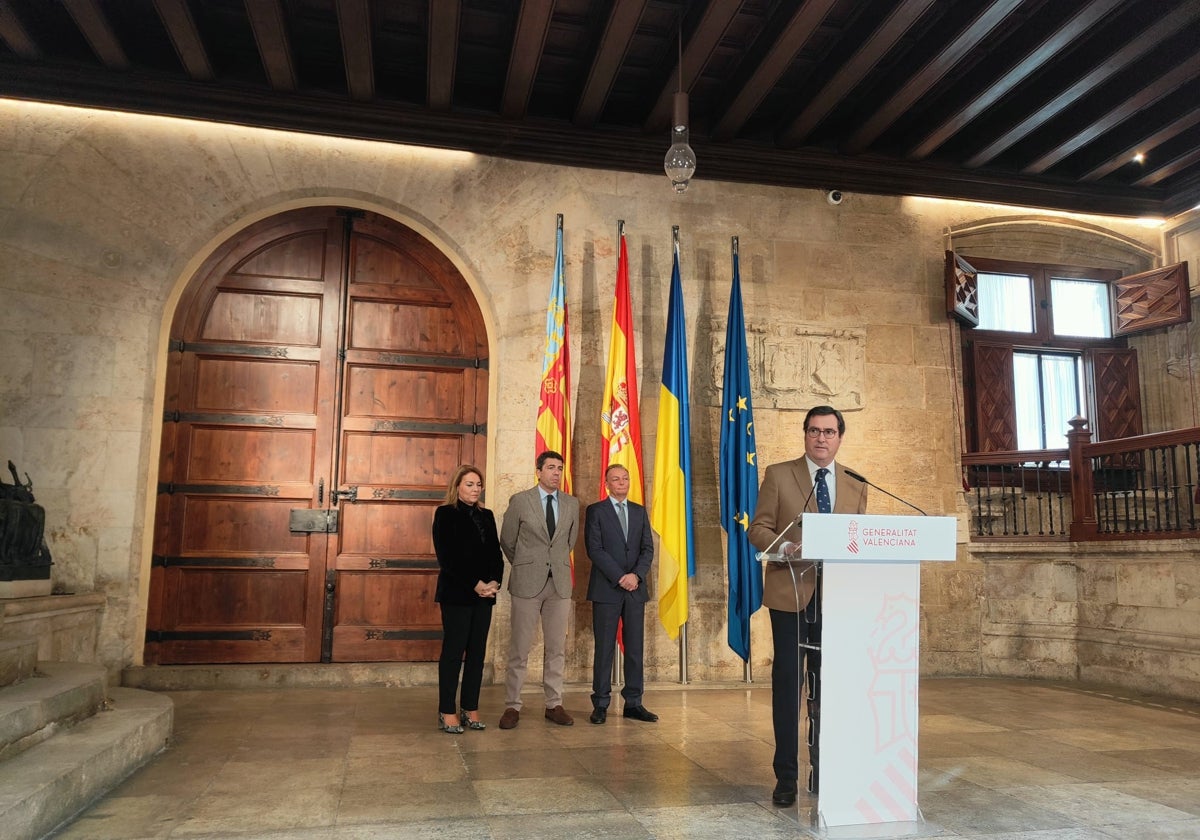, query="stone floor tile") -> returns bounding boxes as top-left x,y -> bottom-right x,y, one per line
472,776 -> 623,815
488,809 -> 651,840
